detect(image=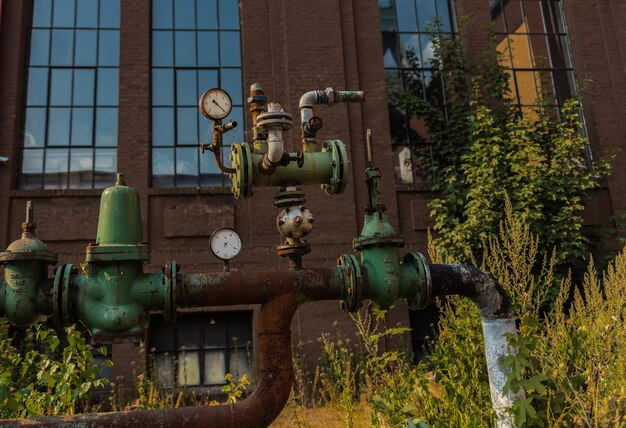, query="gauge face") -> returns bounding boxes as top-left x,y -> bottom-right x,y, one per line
209,228 -> 242,260
199,88 -> 233,120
